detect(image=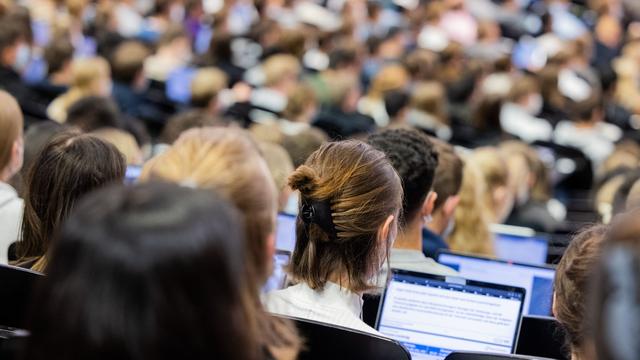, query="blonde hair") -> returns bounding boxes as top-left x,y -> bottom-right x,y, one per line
262,54 -> 301,87
367,64 -> 409,99
190,67 -> 228,108
471,147 -> 511,222
48,57 -> 111,123
258,141 -> 294,212
0,91 -> 23,172
448,160 -> 494,256
91,128 -> 143,166
411,81 -> 448,124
